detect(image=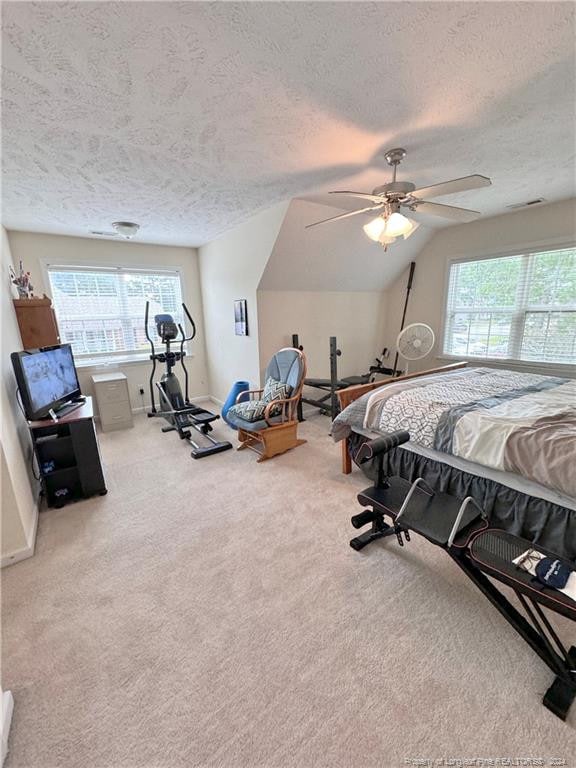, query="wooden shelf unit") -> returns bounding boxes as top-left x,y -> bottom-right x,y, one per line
13,296 -> 60,349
